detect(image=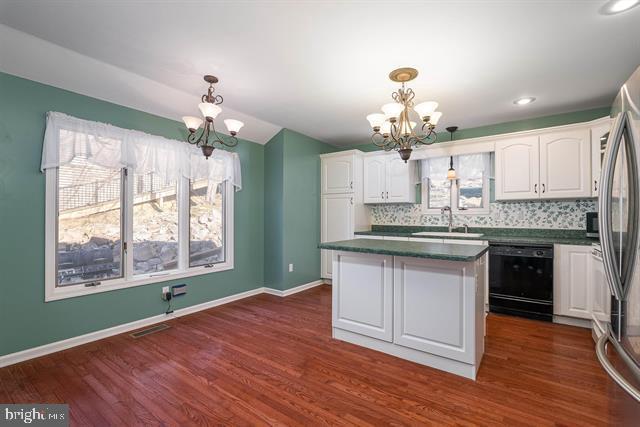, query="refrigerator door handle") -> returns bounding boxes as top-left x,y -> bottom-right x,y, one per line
596,331 -> 640,403
599,112 -> 625,300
